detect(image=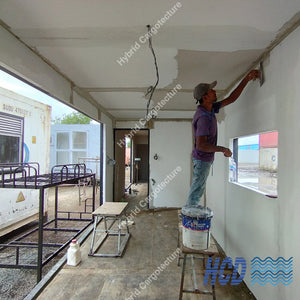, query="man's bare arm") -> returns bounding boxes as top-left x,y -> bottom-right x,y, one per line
220,70 -> 260,108
196,136 -> 232,157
